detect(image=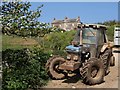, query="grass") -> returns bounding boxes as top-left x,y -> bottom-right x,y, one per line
2,35 -> 39,51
